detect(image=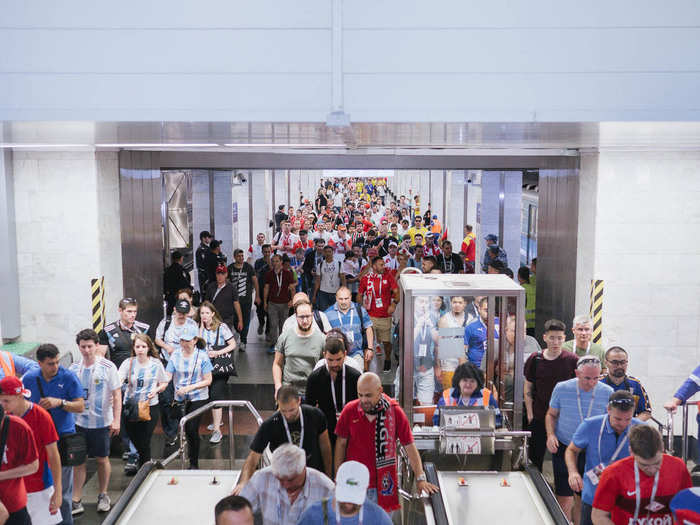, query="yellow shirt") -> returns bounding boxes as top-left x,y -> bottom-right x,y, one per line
405,226 -> 429,246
